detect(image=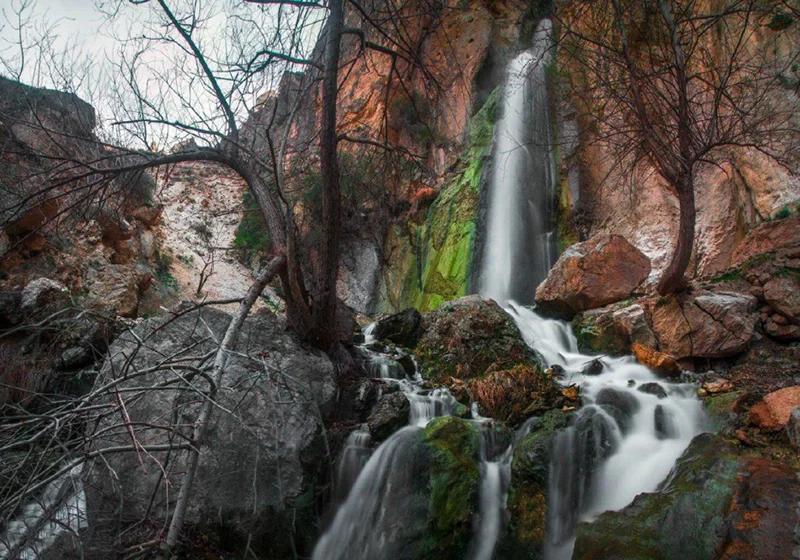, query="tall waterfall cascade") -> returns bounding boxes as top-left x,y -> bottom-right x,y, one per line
313,18 -> 704,560
477,18 -> 705,560
481,19 -> 558,304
